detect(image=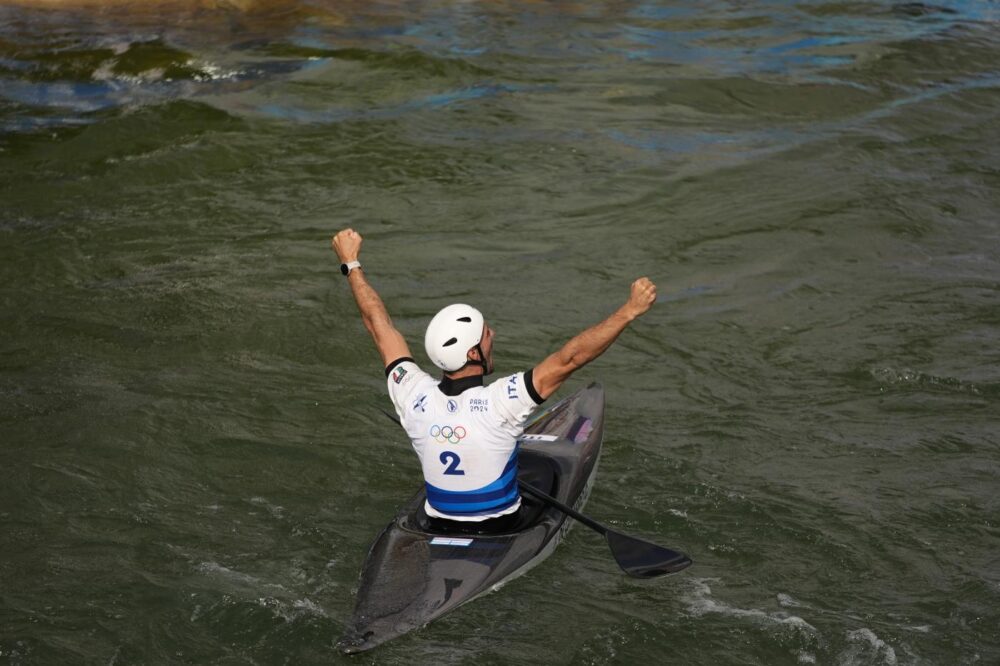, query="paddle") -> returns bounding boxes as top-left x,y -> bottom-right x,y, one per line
516,479 -> 692,578
378,408 -> 692,578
